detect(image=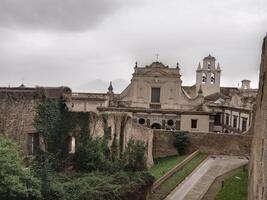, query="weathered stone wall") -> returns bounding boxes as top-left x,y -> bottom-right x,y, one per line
88,112 -> 154,167
187,132 -> 251,156
0,87 -> 154,168
124,118 -> 154,167
153,130 -> 252,158
0,87 -> 72,154
0,90 -> 37,154
153,130 -> 178,158
248,36 -> 267,200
